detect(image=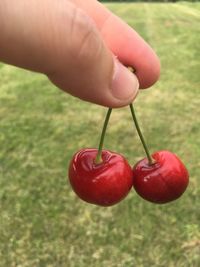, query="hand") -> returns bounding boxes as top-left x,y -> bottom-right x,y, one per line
0,0 -> 160,107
